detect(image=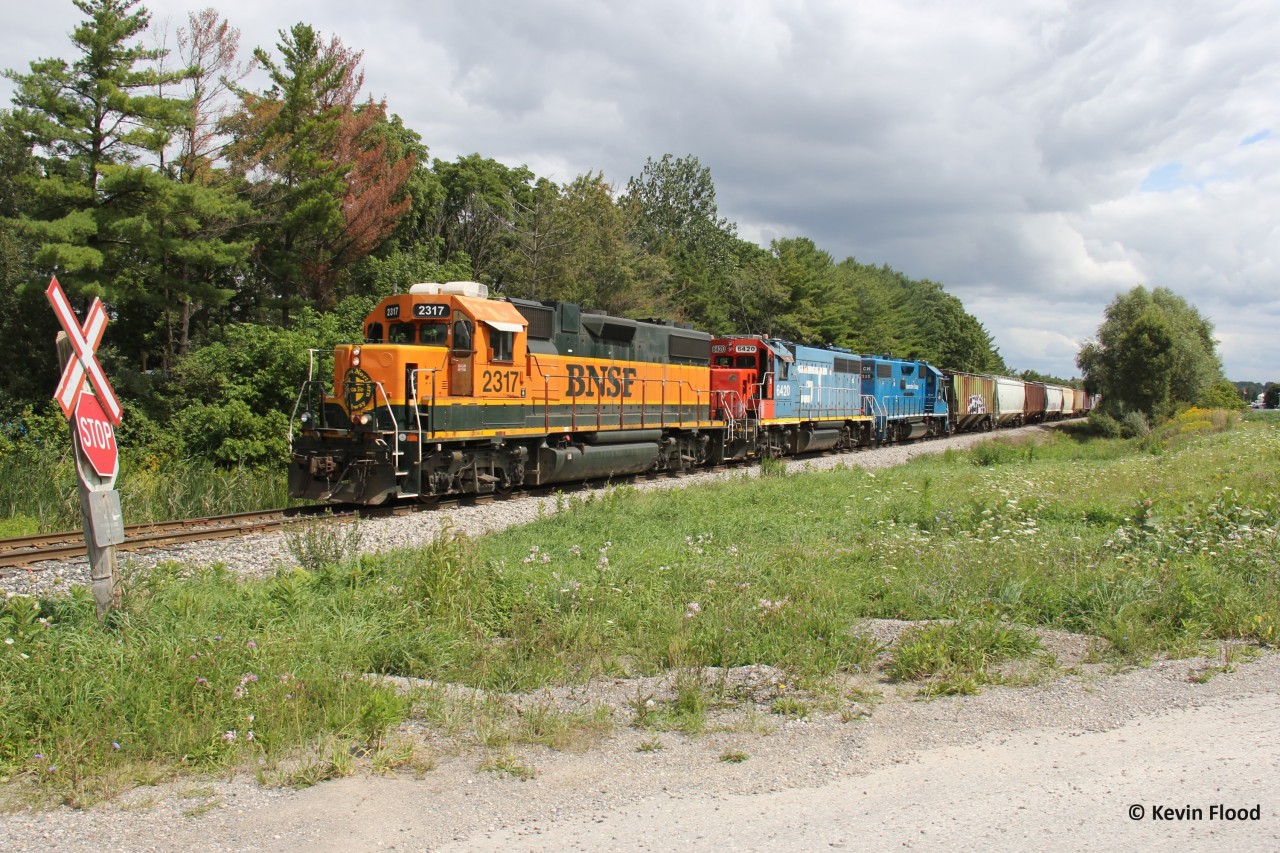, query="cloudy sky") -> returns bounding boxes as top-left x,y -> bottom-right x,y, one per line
4,0 -> 1277,381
